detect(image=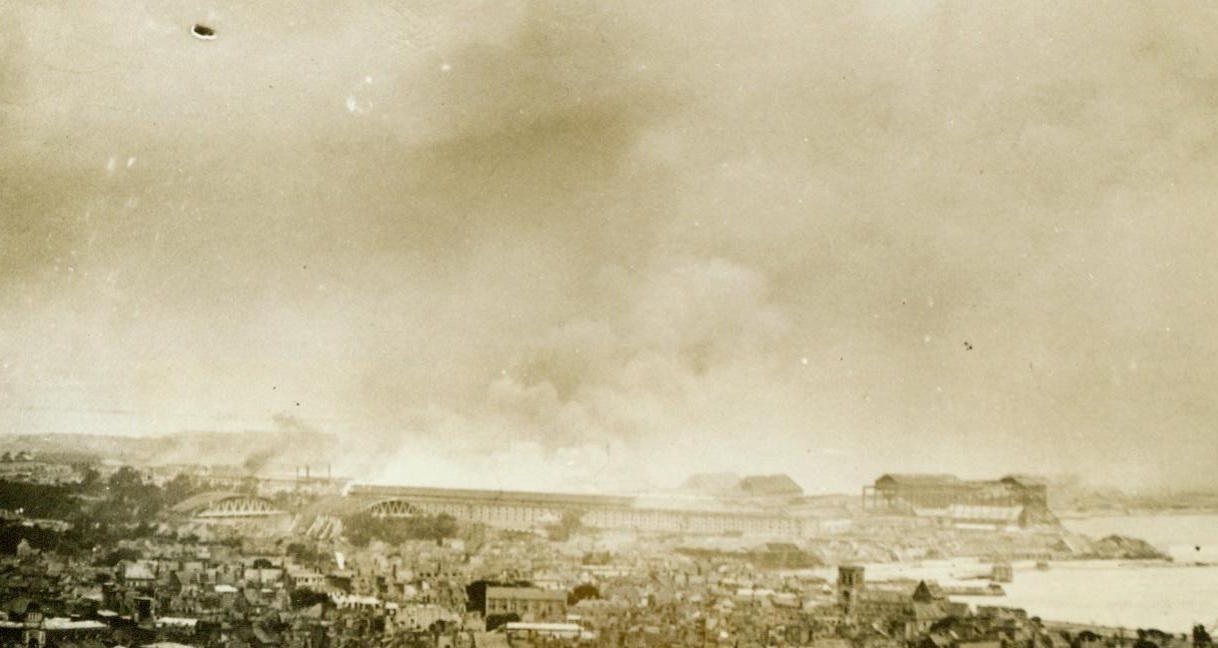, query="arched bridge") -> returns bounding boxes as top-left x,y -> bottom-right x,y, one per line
170,491 -> 283,519
366,499 -> 425,518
